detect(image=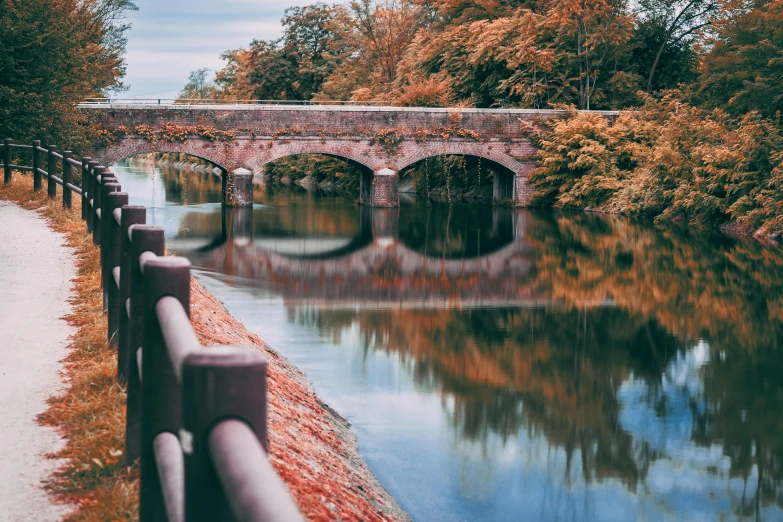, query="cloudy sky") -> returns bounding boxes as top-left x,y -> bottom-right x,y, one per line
121,0 -> 318,99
